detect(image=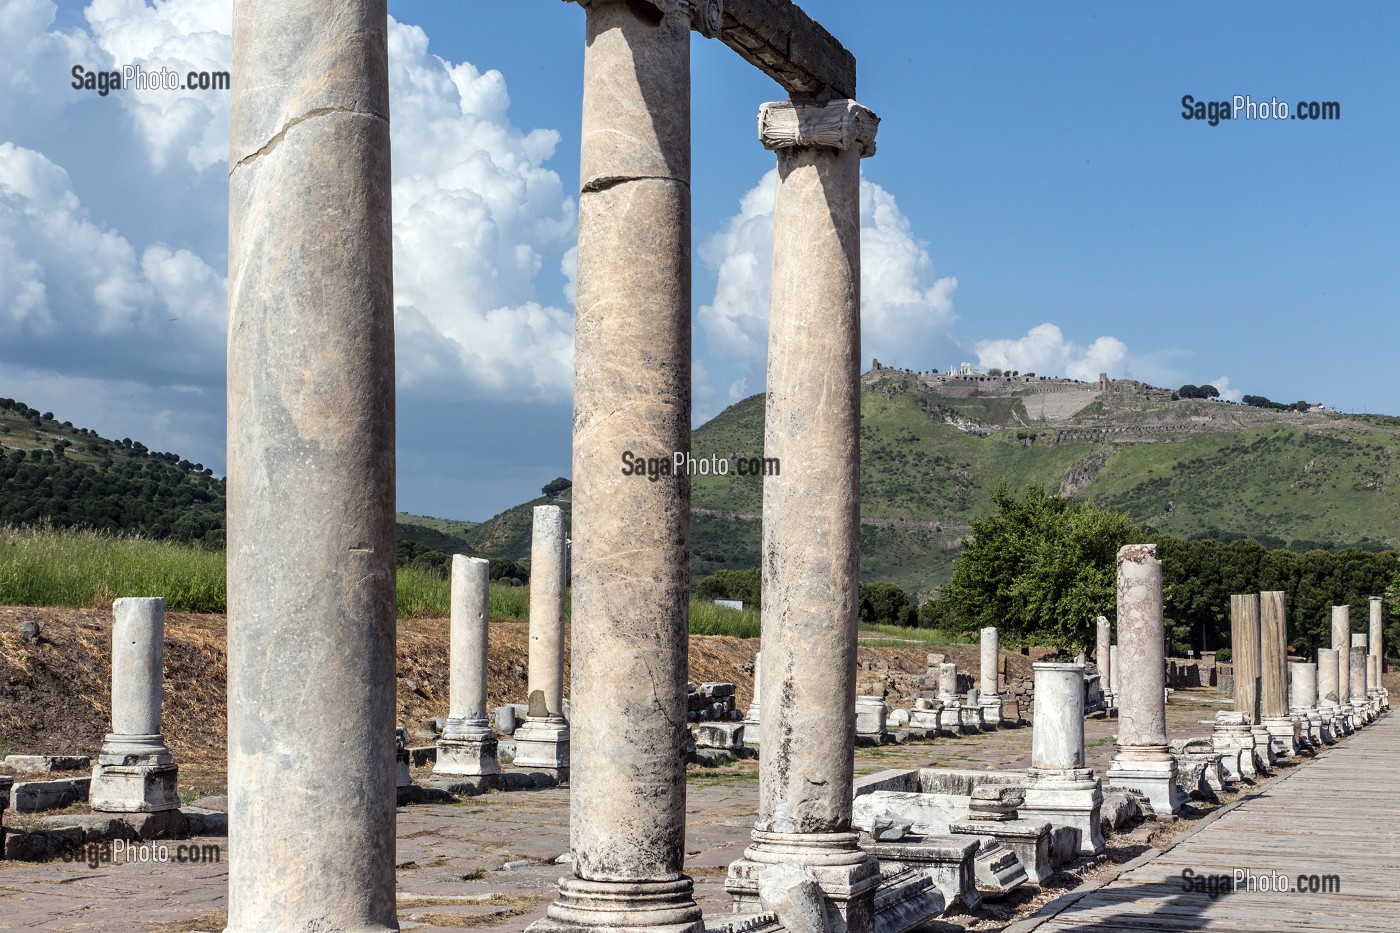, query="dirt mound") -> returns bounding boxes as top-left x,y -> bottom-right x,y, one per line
4,605 -> 1087,797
